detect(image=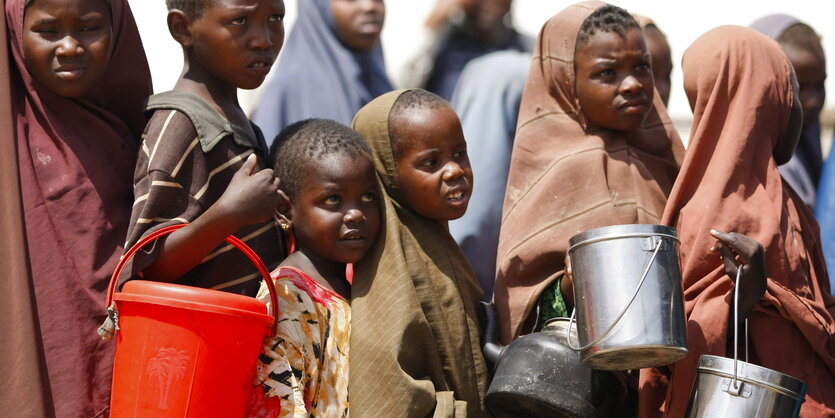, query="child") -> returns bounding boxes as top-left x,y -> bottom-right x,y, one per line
4,0 -> 152,415
351,89 -> 490,417
252,0 -> 391,145
493,1 -> 683,345
641,25 -> 835,417
247,118 -> 381,417
122,0 -> 286,295
634,14 -> 673,106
